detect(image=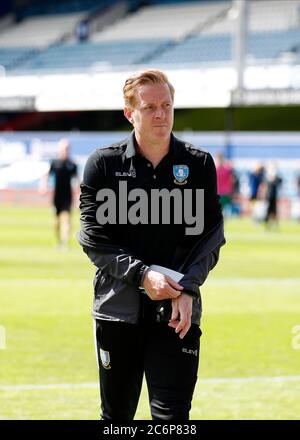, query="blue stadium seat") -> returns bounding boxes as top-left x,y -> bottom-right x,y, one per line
0,48 -> 39,71
8,39 -> 171,72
